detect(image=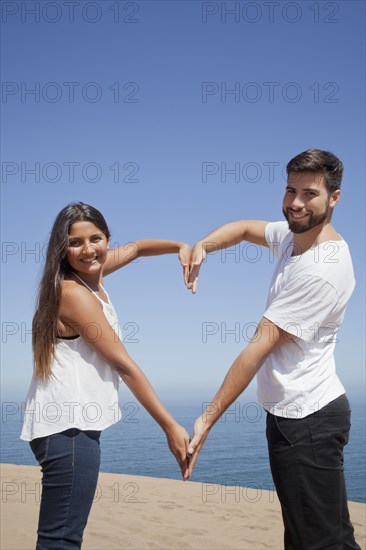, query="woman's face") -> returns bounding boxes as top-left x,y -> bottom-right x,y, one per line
66,221 -> 109,275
